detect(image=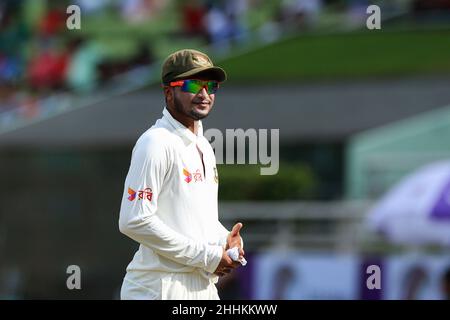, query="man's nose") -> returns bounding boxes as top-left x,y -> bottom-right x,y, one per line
197,87 -> 209,97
